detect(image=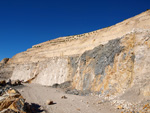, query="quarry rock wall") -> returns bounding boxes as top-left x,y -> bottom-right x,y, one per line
6,30 -> 150,98
1,10 -> 150,97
